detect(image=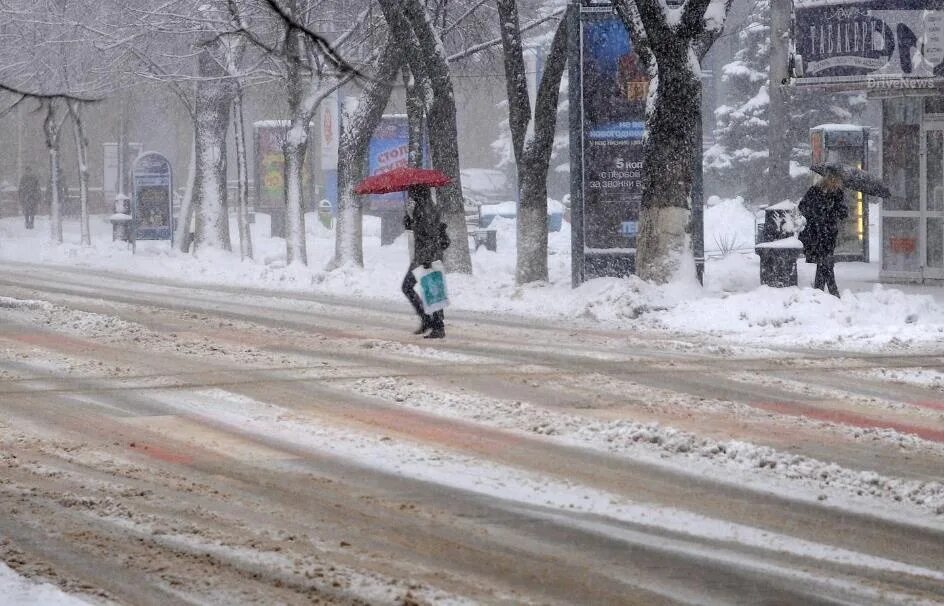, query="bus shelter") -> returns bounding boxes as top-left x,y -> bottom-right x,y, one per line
791,0 -> 944,283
